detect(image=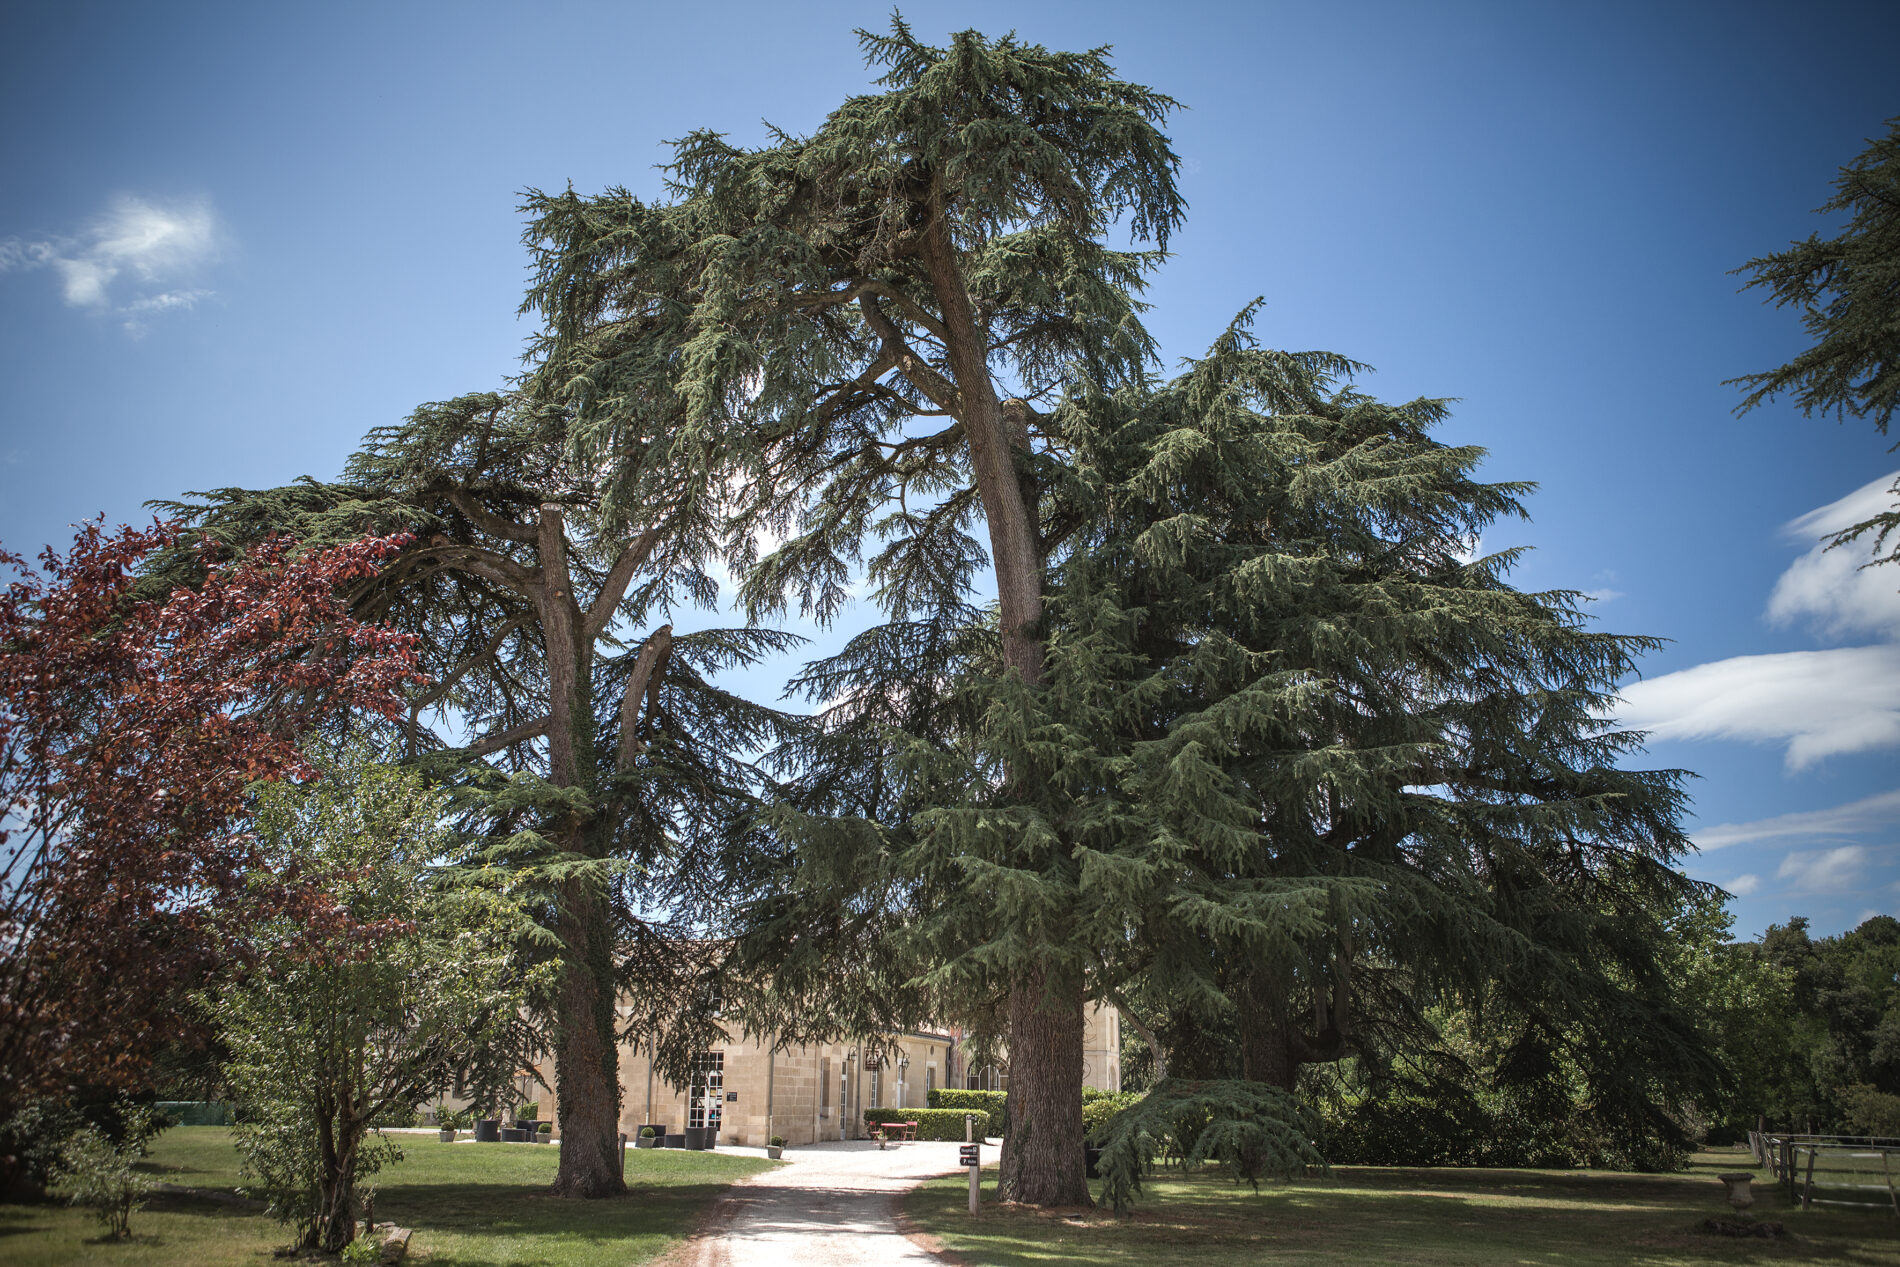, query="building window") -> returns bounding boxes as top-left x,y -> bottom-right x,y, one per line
821,1056 -> 831,1117
926,1064 -> 935,1096
688,1051 -> 724,1132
